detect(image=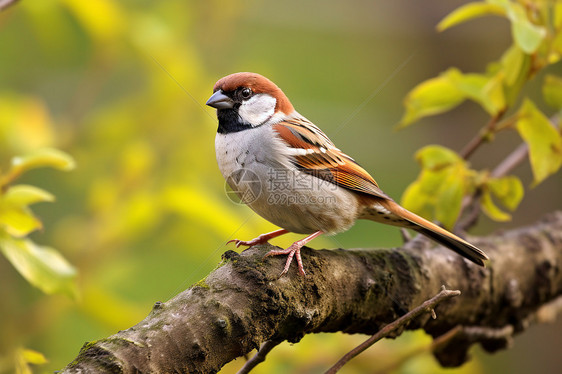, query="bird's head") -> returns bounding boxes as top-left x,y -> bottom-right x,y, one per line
206,72 -> 294,133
